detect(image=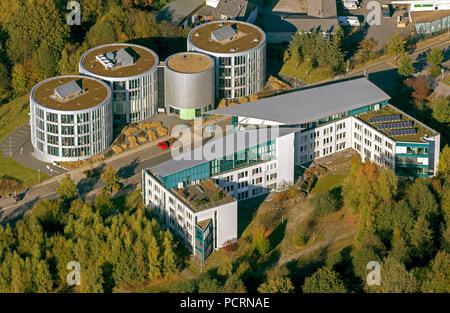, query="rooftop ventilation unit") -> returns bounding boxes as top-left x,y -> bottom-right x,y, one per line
96,54 -> 114,70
